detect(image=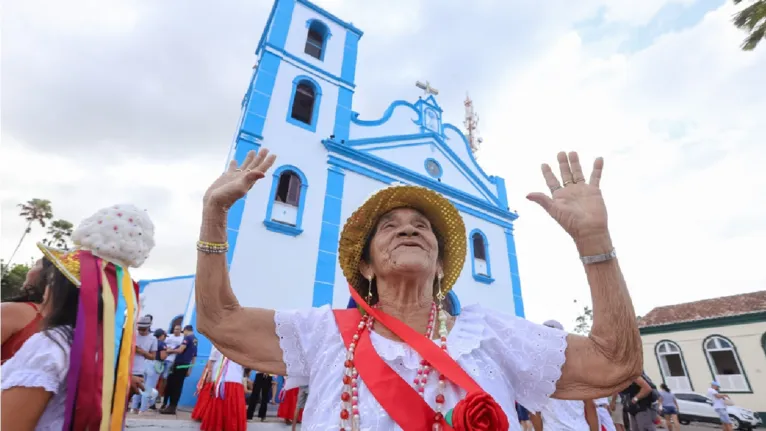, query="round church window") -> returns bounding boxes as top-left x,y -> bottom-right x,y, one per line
424,158 -> 442,179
